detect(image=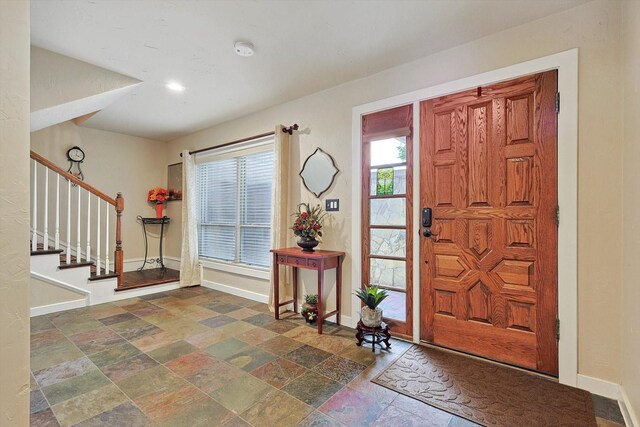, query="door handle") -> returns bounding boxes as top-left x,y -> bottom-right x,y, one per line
422,208 -> 437,237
